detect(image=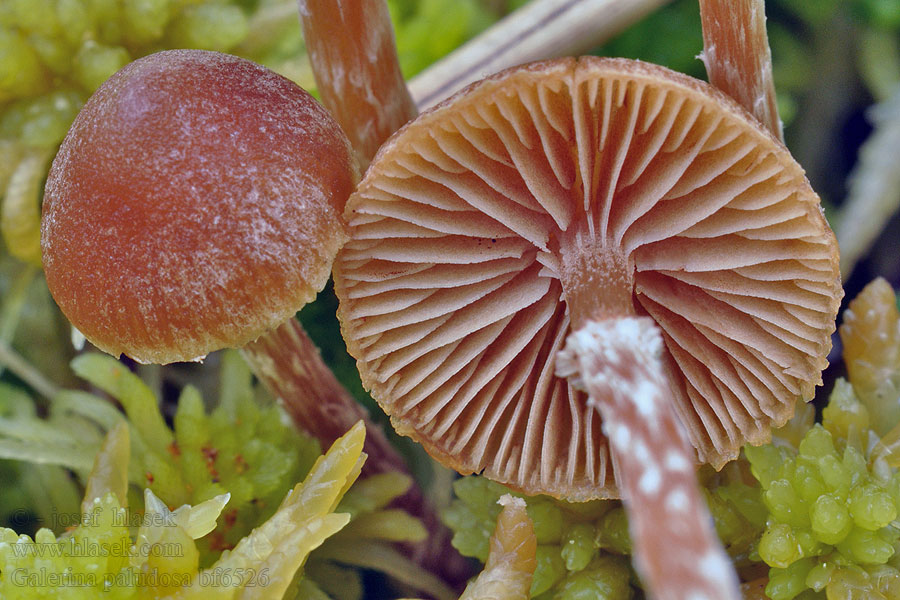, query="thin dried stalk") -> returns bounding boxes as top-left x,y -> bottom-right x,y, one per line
698,0 -> 782,140
408,0 -> 672,109
836,85 -> 900,279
